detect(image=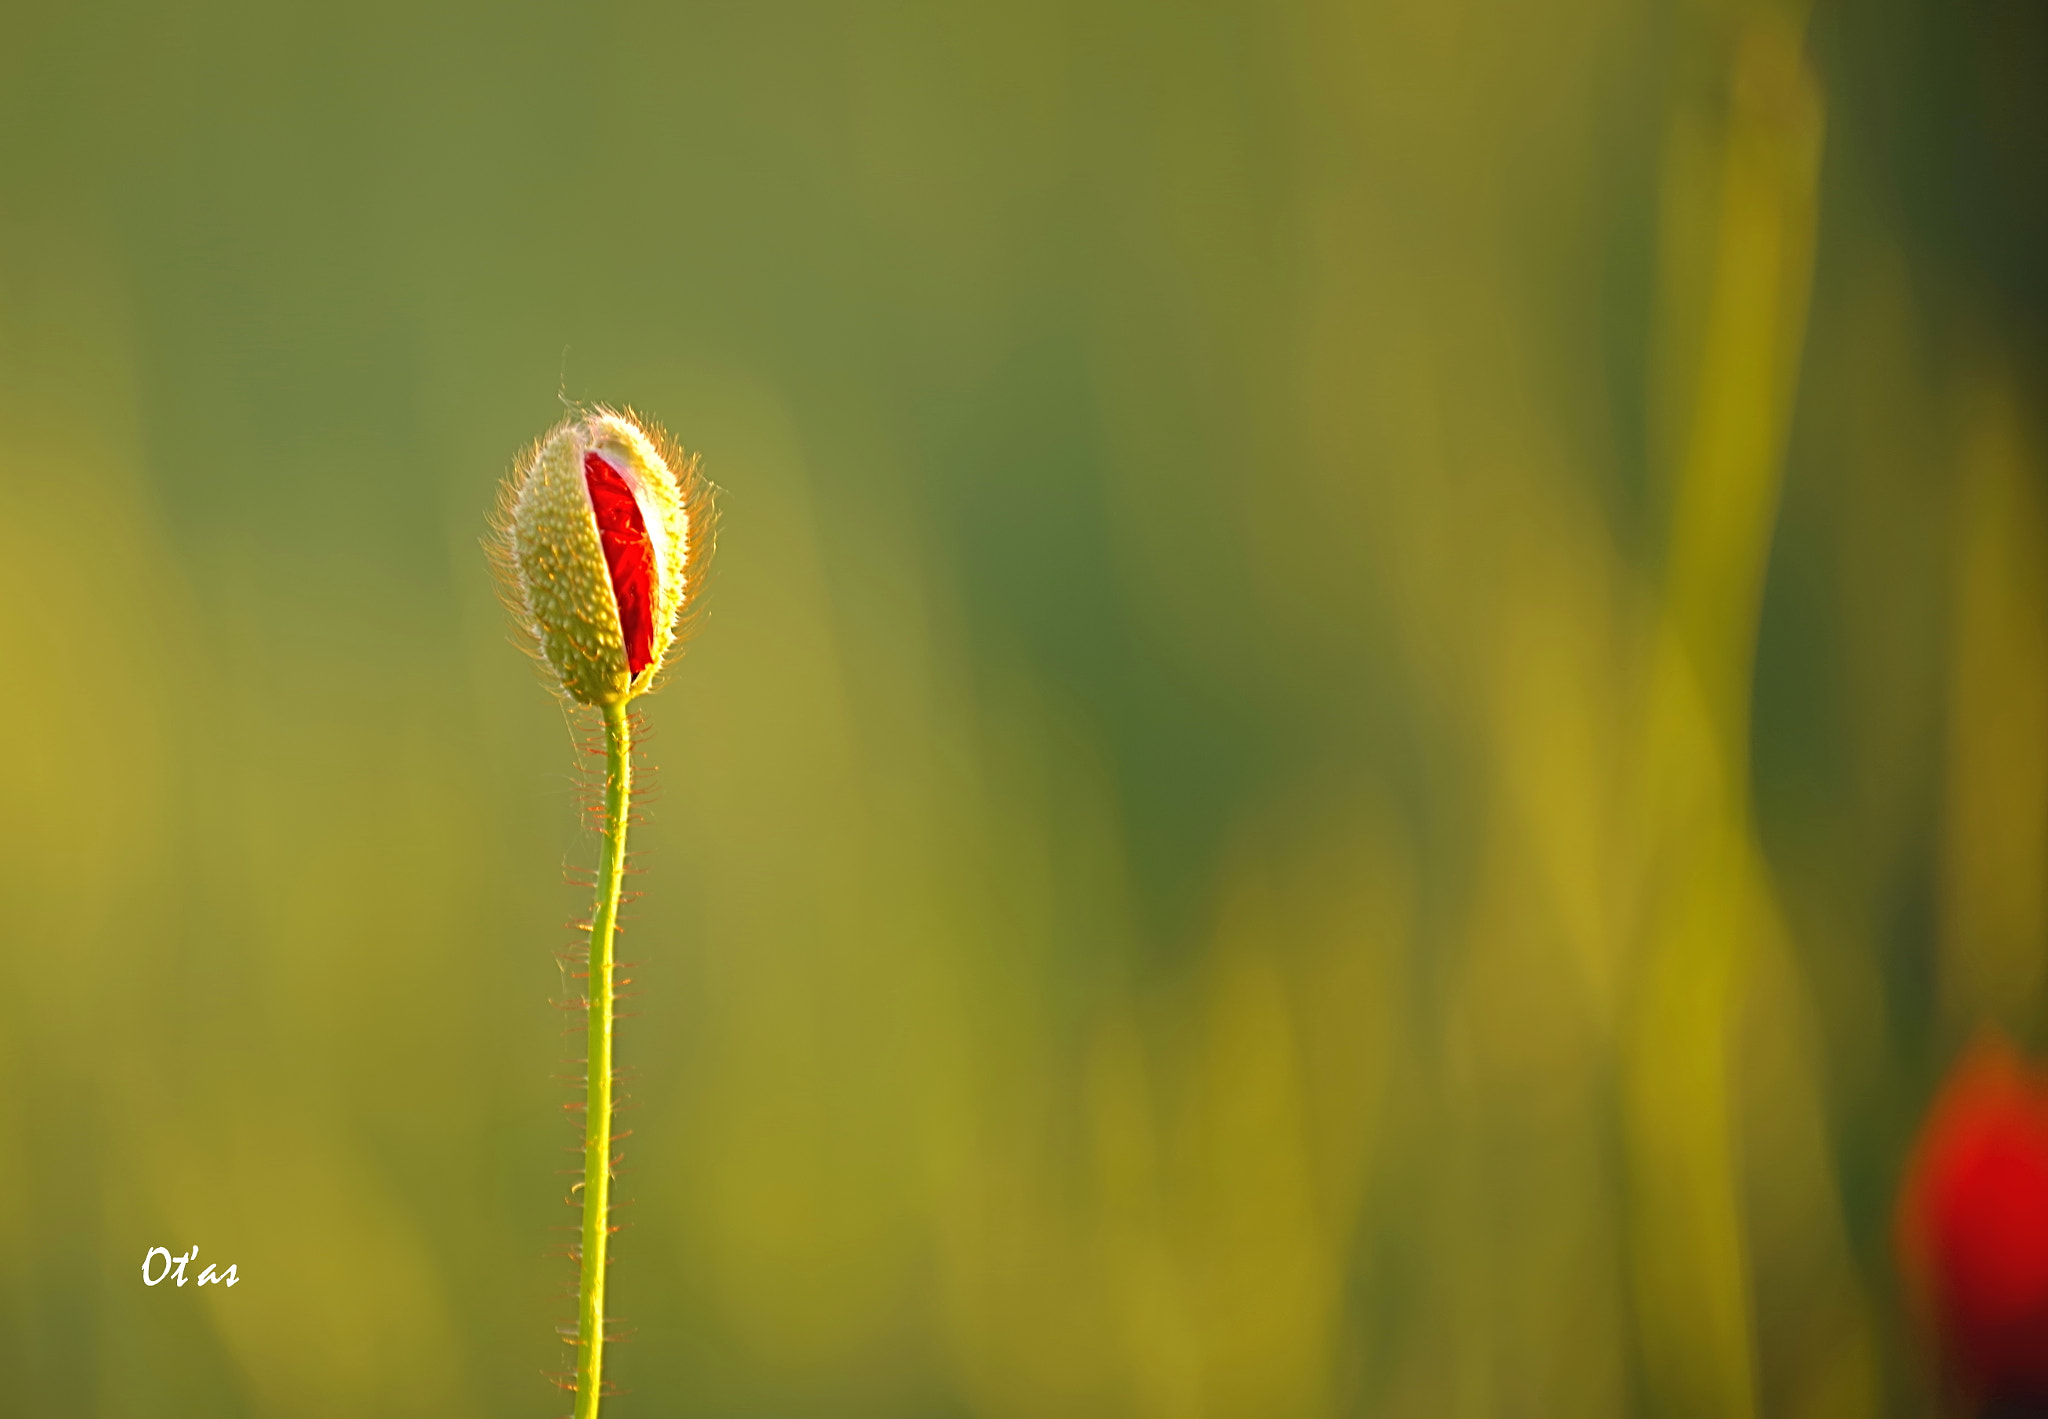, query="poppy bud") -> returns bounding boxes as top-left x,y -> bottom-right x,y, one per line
1896,1033 -> 2048,1406
493,407 -> 709,705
